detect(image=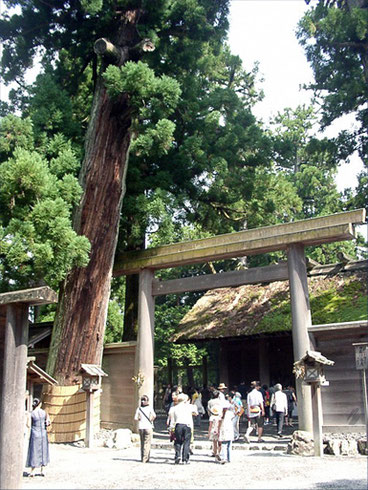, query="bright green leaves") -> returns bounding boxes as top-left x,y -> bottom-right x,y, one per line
103,61 -> 181,115
270,105 -> 342,220
0,148 -> 56,219
0,115 -> 34,158
103,61 -> 181,157
0,115 -> 89,292
131,119 -> 176,157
